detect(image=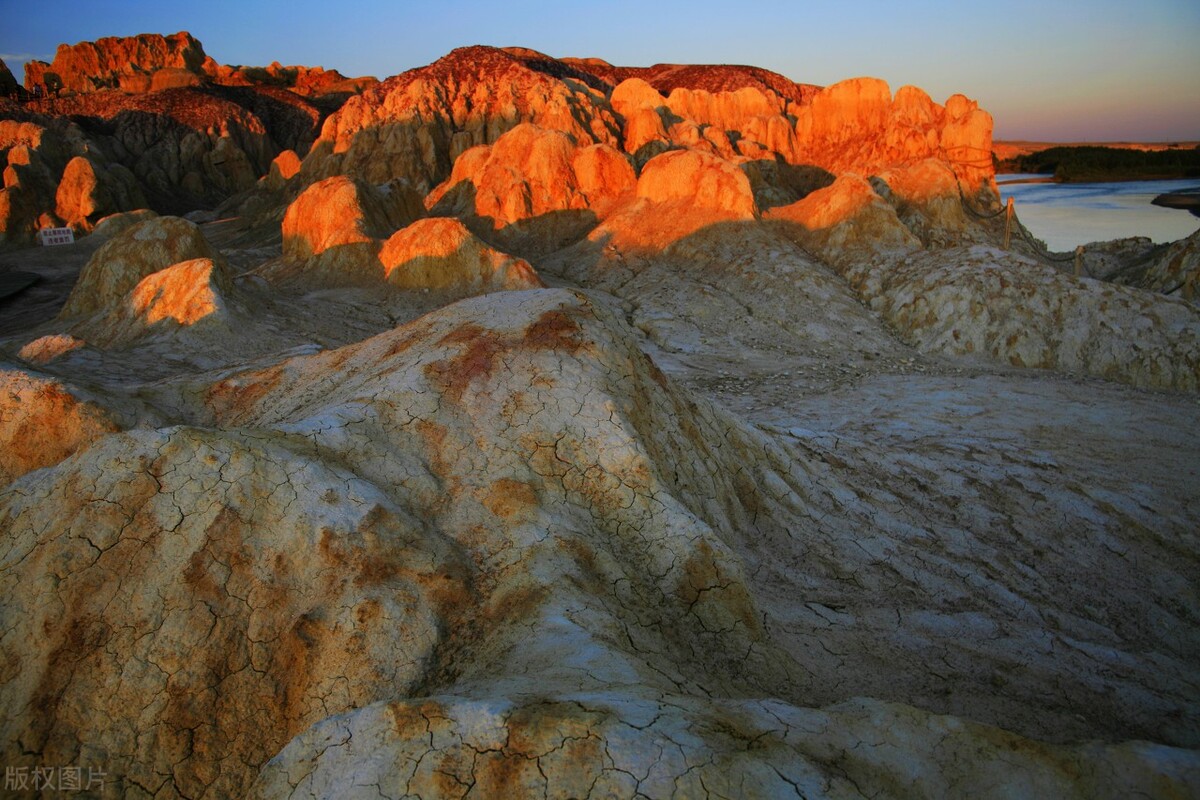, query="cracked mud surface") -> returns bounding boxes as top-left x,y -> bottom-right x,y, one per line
2,212 -> 1198,798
